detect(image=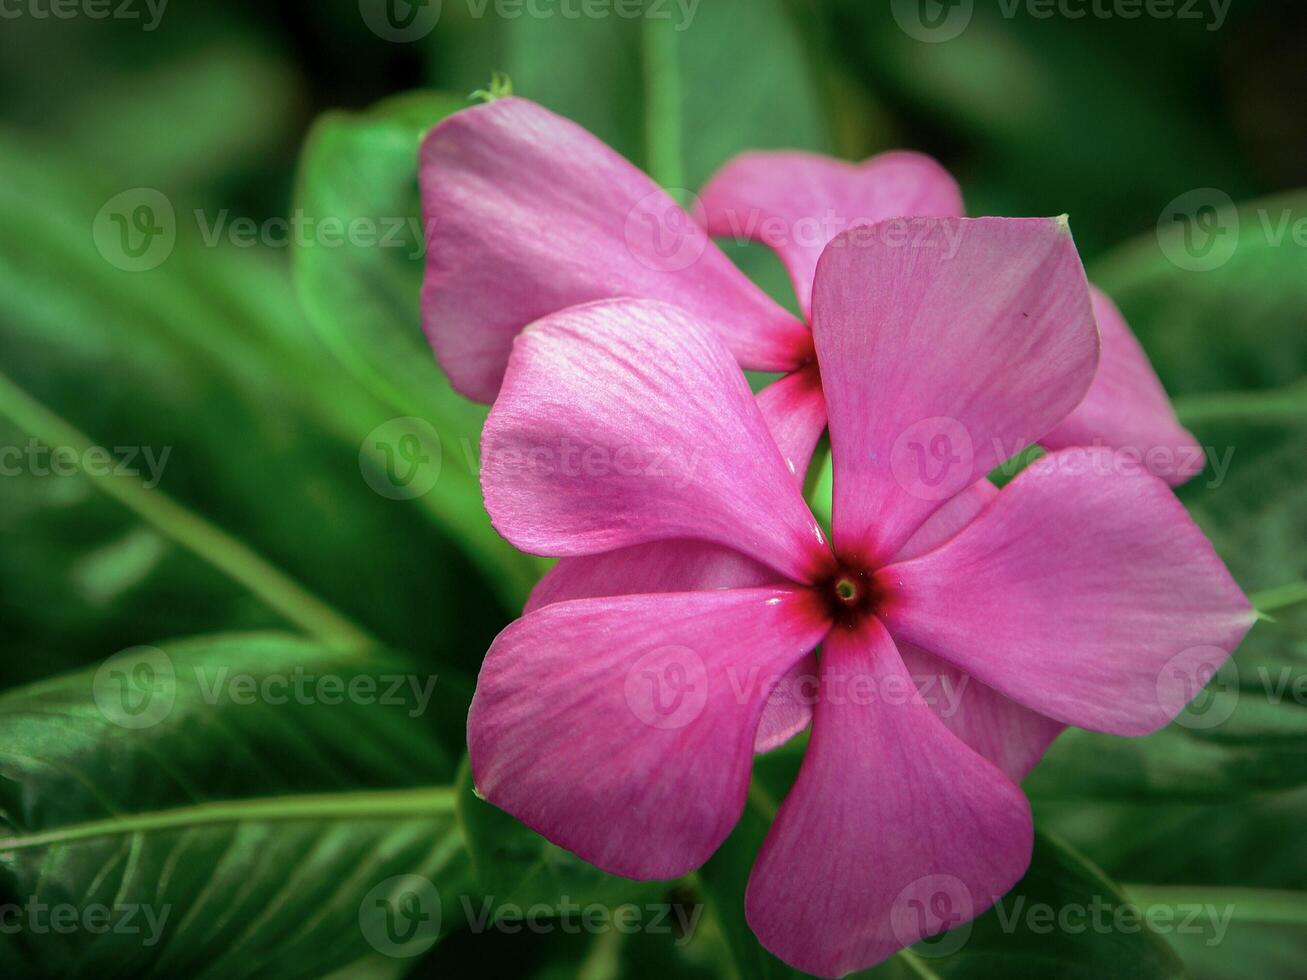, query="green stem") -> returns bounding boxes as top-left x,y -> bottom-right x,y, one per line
642,14 -> 683,194
0,368 -> 375,653
1122,885 -> 1307,927
0,785 -> 456,852
1174,384 -> 1307,424
1251,581 -> 1307,615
